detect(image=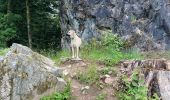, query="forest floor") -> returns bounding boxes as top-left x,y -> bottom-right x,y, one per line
59,58 -> 119,100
